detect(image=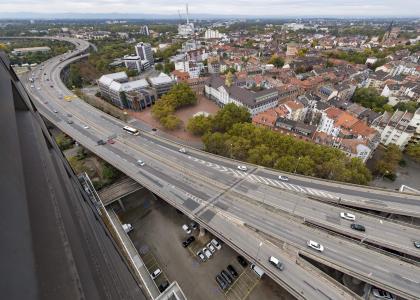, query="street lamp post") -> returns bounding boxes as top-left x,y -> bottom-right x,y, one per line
294,157 -> 302,174
256,241 -> 263,261
230,143 -> 233,159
